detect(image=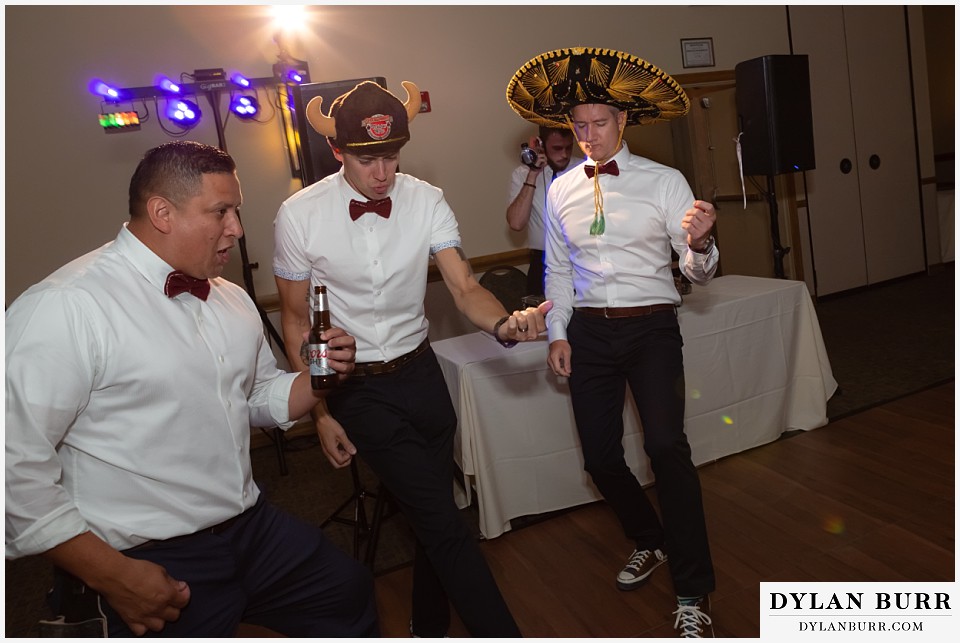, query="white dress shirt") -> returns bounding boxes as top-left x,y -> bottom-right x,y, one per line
273,169 -> 461,363
544,143 -> 719,342
506,163 -> 576,251
5,224 -> 298,557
